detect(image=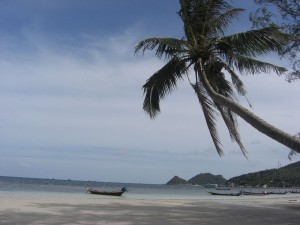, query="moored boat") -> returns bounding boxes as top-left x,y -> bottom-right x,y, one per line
289,190 -> 300,194
215,187 -> 231,190
267,191 -> 287,195
86,187 -> 127,196
208,191 -> 242,196
241,191 -> 269,196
